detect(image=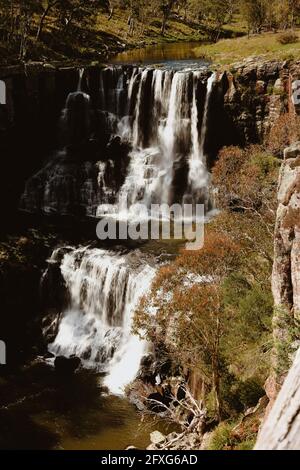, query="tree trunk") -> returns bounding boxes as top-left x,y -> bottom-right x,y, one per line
161,15 -> 167,35
212,317 -> 222,422
108,7 -> 114,20
36,7 -> 50,41
128,16 -> 135,36
9,0 -> 14,40
19,12 -> 29,60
